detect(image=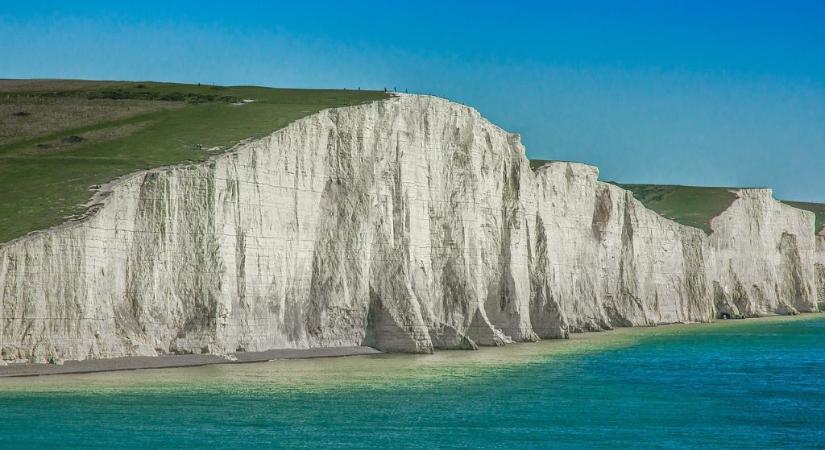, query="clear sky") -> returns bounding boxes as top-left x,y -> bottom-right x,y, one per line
2,1 -> 824,201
